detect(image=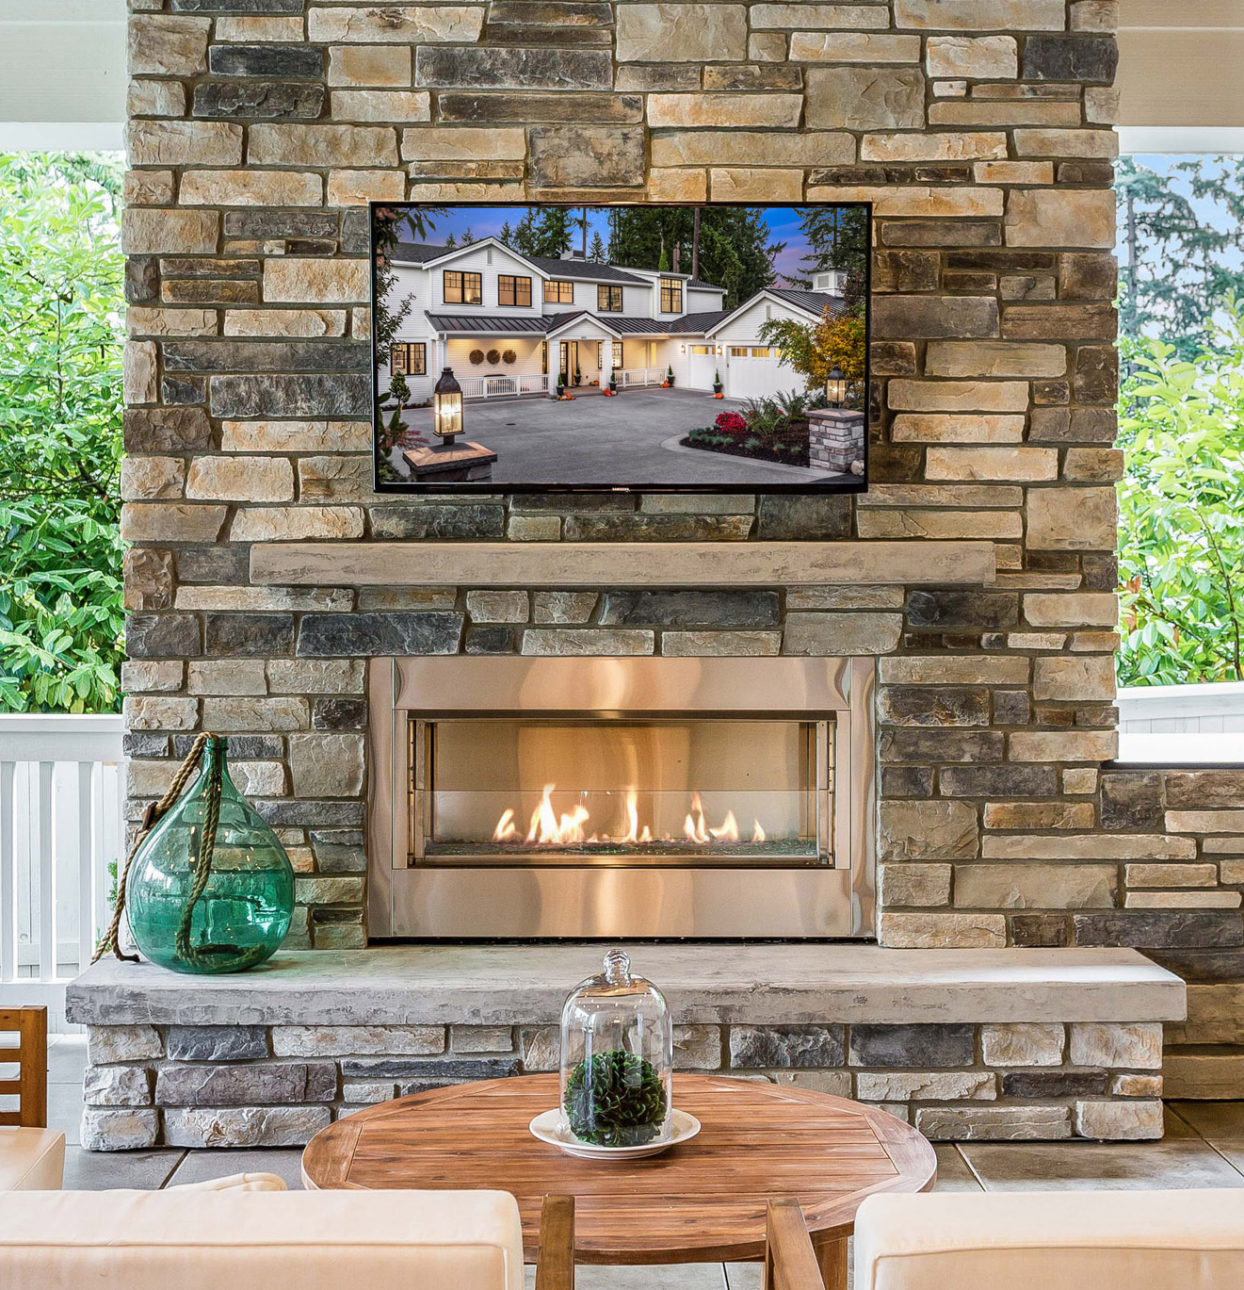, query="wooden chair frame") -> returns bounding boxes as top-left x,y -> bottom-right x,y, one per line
765,1198 -> 834,1290
0,1006 -> 48,1128
535,1194 -> 575,1290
